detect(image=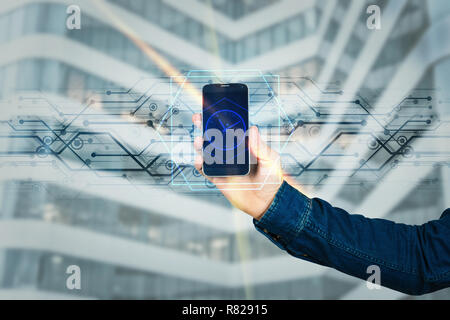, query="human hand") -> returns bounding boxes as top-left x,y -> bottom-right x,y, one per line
192,113 -> 283,220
